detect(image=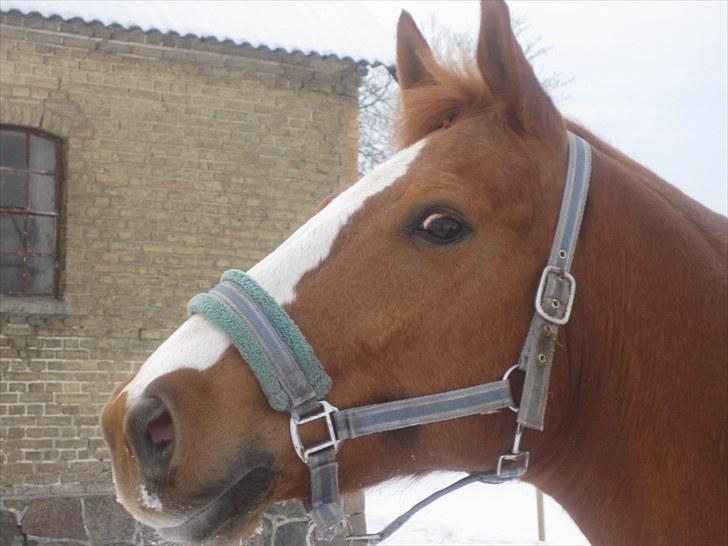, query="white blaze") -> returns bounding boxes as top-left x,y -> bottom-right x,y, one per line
248,139 -> 426,304
123,315 -> 231,403
123,139 -> 426,403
